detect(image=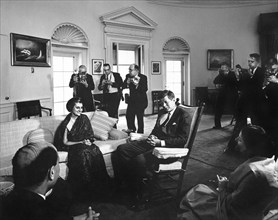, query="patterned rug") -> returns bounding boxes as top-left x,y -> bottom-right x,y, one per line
190,125 -> 246,171
83,120 -> 246,220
